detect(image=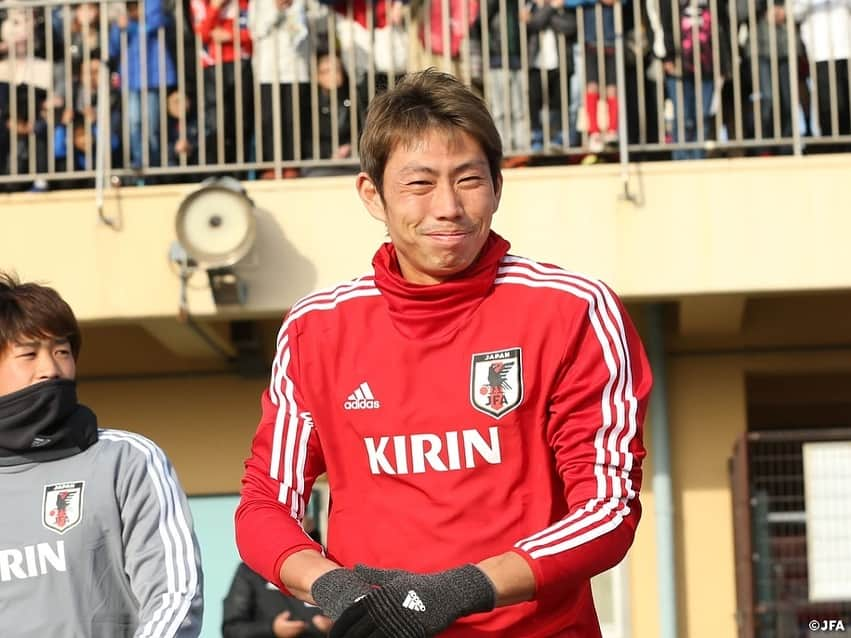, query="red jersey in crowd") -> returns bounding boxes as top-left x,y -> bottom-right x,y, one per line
329,0 -> 399,29
190,0 -> 253,67
237,232 -> 652,637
